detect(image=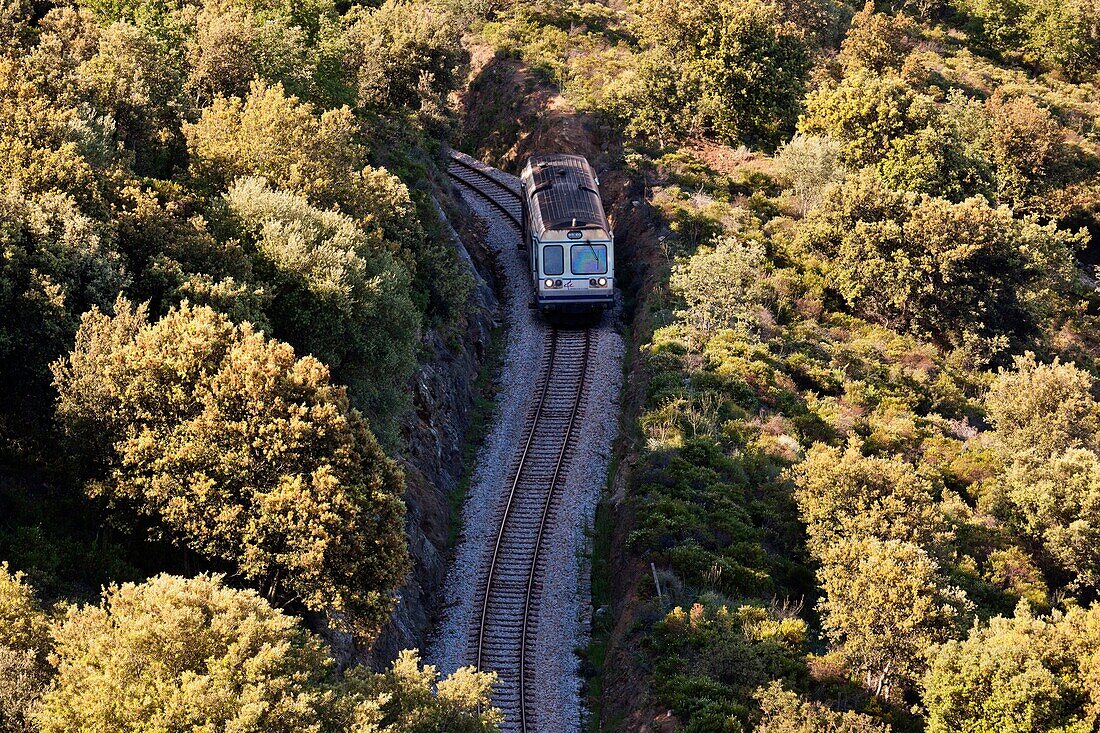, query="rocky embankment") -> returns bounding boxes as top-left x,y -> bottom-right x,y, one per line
364,195 -> 500,666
